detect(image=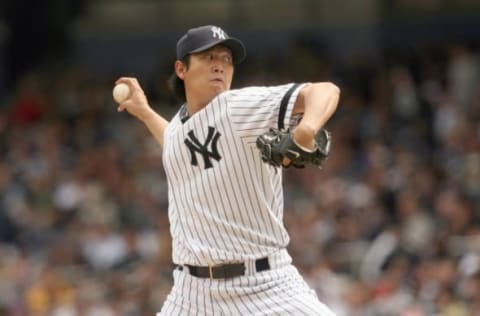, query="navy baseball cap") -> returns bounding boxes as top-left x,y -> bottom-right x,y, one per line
176,25 -> 246,64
